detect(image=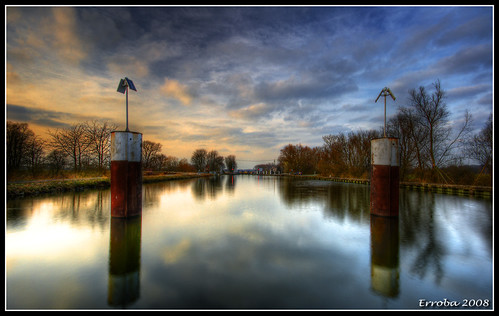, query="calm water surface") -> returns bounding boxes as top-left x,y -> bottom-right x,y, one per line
6,175 -> 493,310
